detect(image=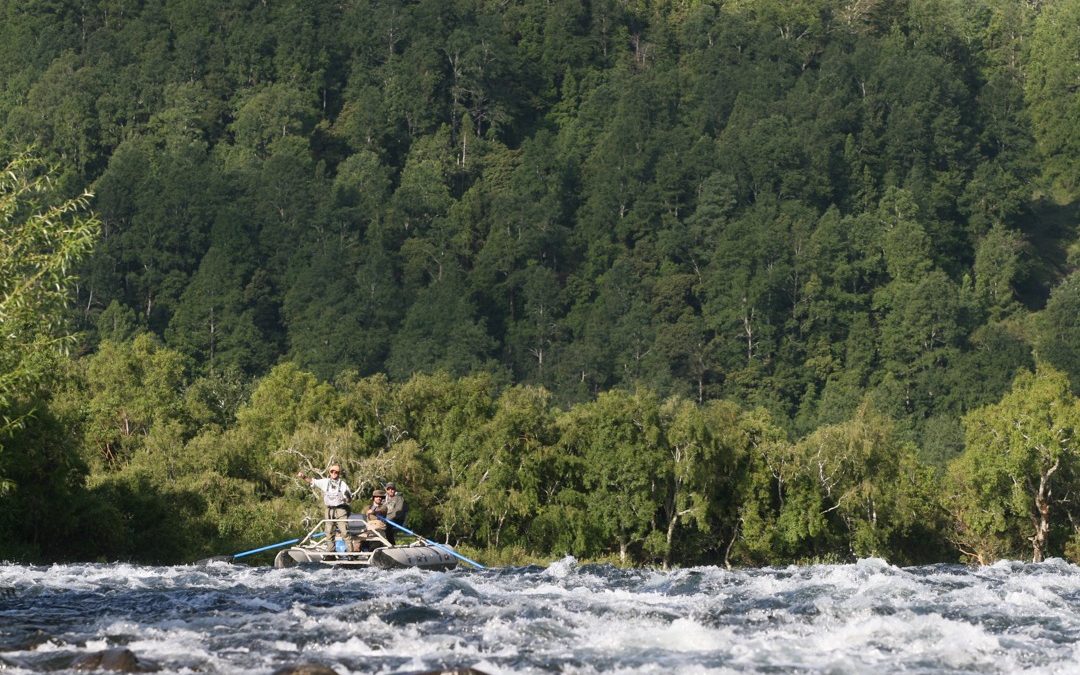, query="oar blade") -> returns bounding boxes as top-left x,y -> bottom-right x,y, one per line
193,532 -> 324,566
